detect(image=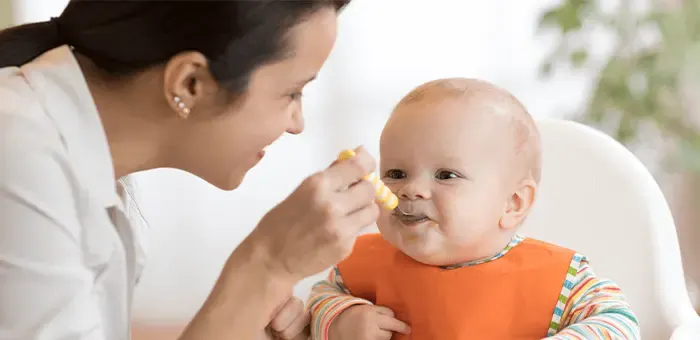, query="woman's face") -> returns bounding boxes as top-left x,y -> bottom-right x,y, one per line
170,9 -> 338,190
